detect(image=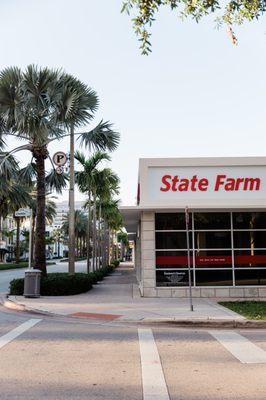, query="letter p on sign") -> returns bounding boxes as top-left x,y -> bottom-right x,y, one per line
53,152 -> 67,167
